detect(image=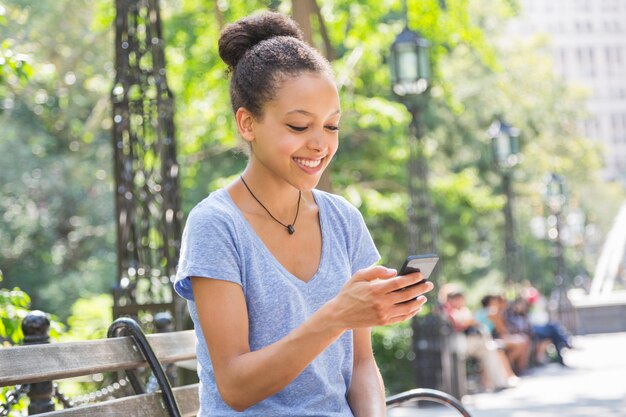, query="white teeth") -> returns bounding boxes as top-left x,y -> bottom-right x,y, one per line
294,158 -> 322,168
